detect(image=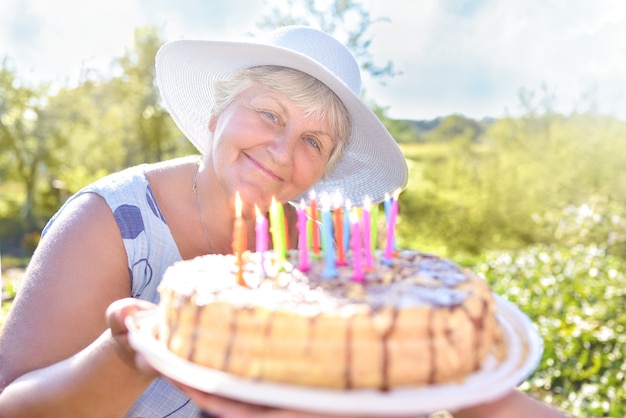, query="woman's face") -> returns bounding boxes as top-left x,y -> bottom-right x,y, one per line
209,83 -> 337,212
